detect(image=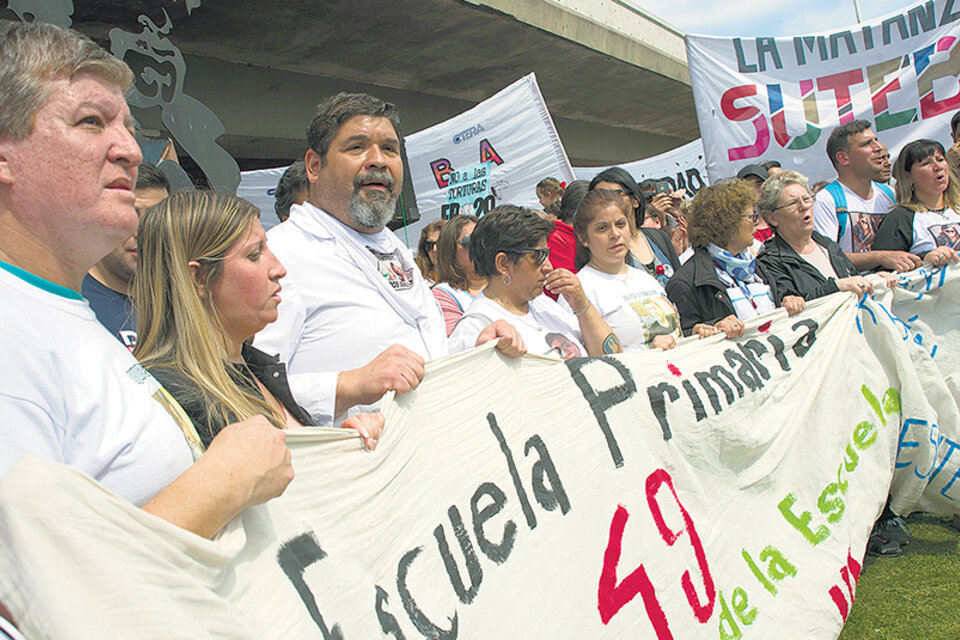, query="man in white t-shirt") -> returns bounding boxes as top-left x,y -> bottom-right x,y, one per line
254,93 -> 521,426
0,21 -> 291,589
813,120 -> 921,272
